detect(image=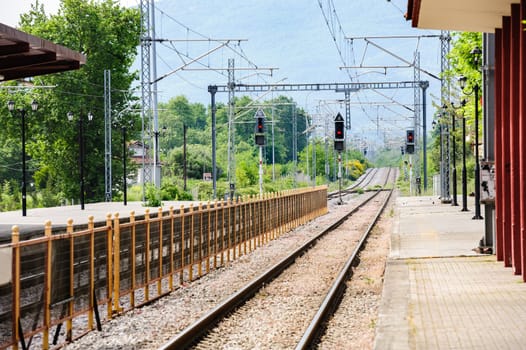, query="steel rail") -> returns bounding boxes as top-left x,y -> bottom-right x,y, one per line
296,186 -> 393,349
327,167 -> 380,199
158,183 -> 387,350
